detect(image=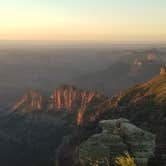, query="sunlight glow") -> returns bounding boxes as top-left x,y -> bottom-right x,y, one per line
0,0 -> 166,42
